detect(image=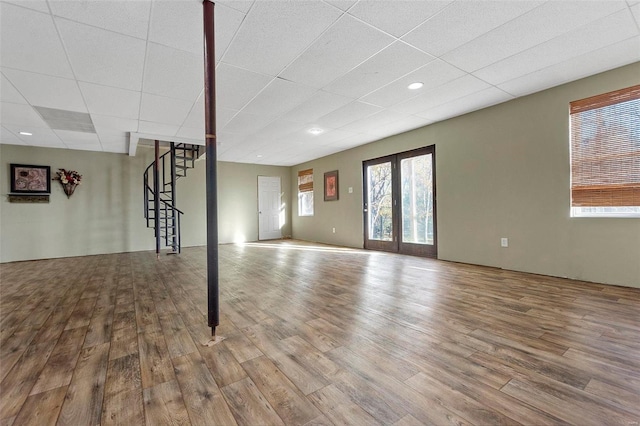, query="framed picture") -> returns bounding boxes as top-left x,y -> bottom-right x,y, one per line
324,170 -> 339,201
10,164 -> 51,194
